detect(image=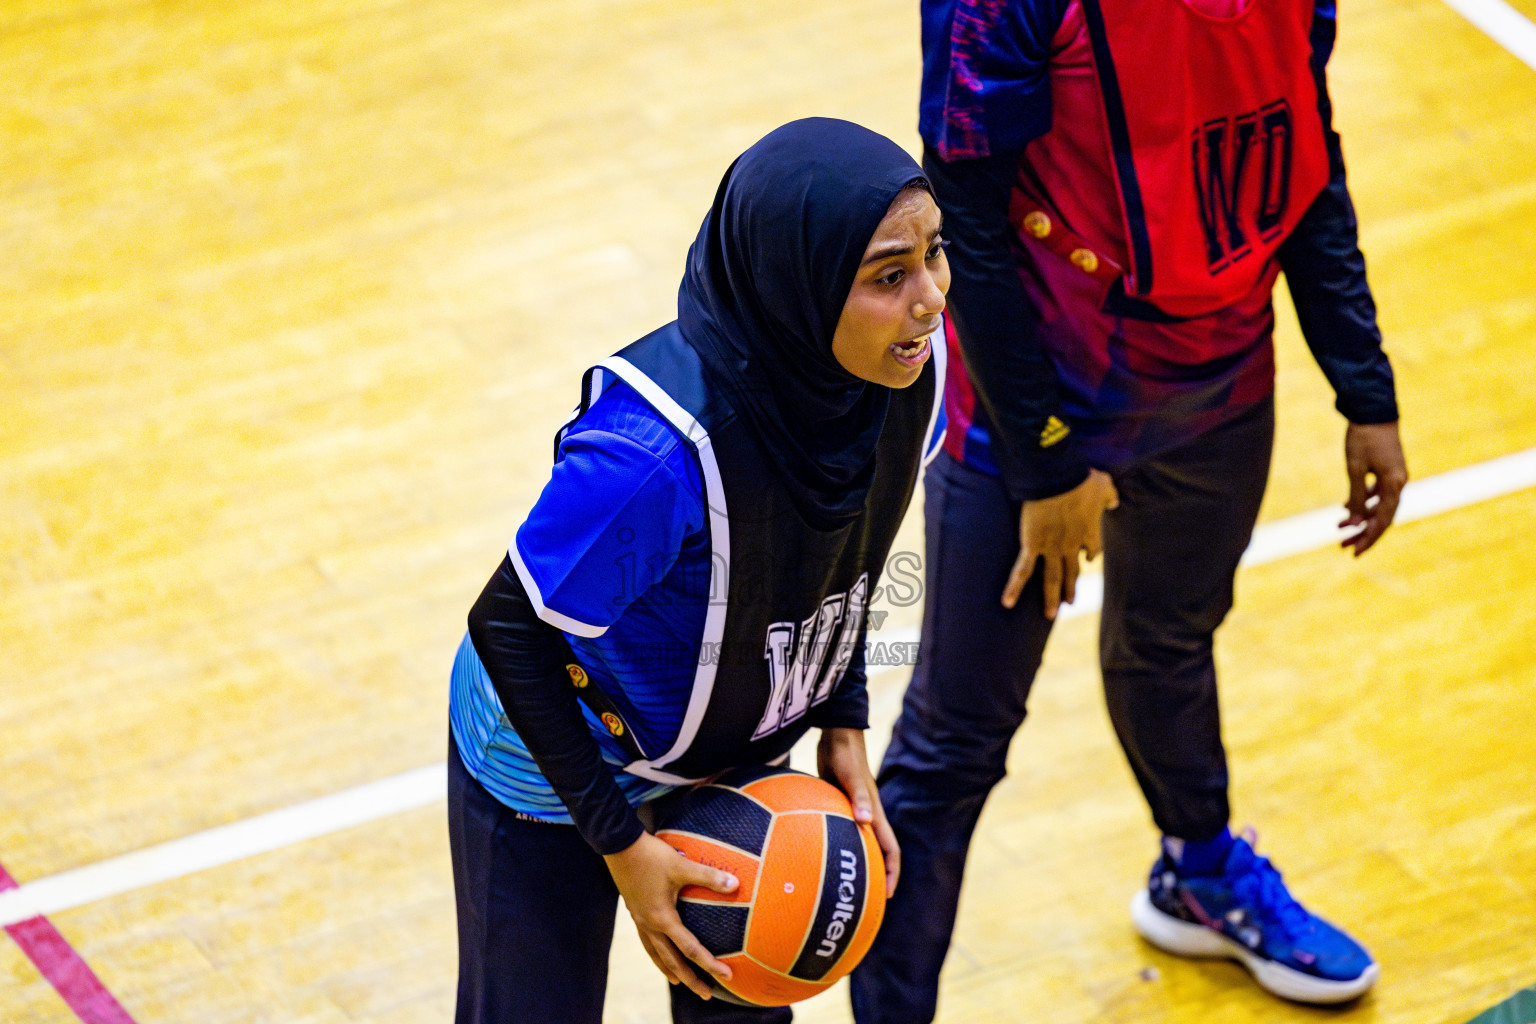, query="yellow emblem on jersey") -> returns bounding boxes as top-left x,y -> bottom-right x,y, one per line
1069,248 -> 1100,274
1040,416 -> 1070,448
1023,211 -> 1052,239
600,712 -> 625,737
567,664 -> 589,687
